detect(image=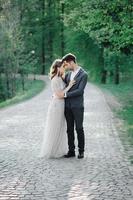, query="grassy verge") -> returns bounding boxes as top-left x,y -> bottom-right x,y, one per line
96,81 -> 133,163
0,79 -> 45,109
